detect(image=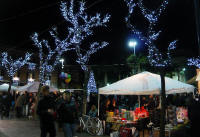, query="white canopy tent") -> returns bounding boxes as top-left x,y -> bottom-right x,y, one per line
99,71 -> 194,95
98,71 -> 195,115
17,81 -> 58,92
0,83 -> 17,92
